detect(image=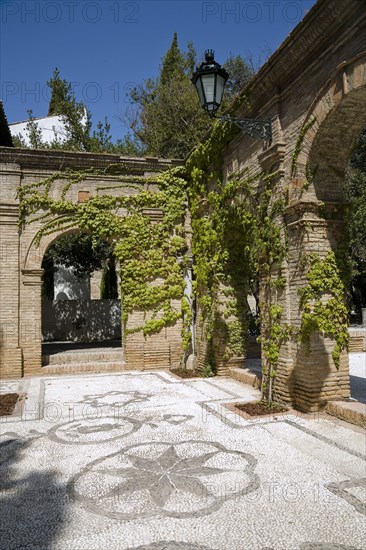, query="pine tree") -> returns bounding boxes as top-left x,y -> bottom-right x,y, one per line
47,68 -> 73,116
222,54 -> 255,104
124,34 -> 212,158
0,101 -> 14,147
160,32 -> 186,86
